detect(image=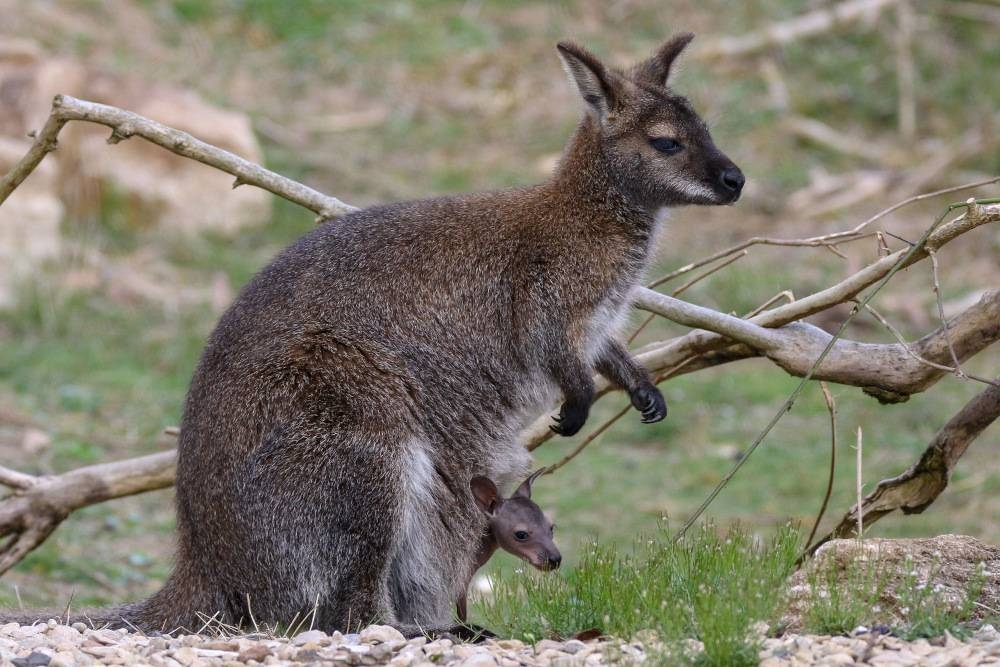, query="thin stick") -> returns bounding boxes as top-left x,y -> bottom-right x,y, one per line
743,290 -> 795,318
895,0 -> 917,141
860,302 -> 996,388
927,249 -> 964,375
802,383 -> 838,556
647,175 -> 998,289
855,426 -> 864,542
0,467 -> 38,491
546,403 -> 632,474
